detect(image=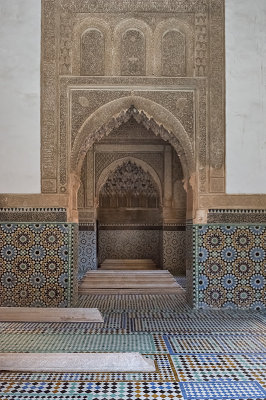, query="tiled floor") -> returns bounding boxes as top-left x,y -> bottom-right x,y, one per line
0,292 -> 265,399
